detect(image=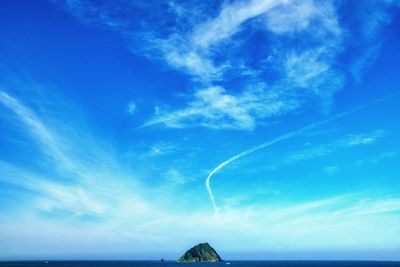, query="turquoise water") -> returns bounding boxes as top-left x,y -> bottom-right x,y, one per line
0,261 -> 399,267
